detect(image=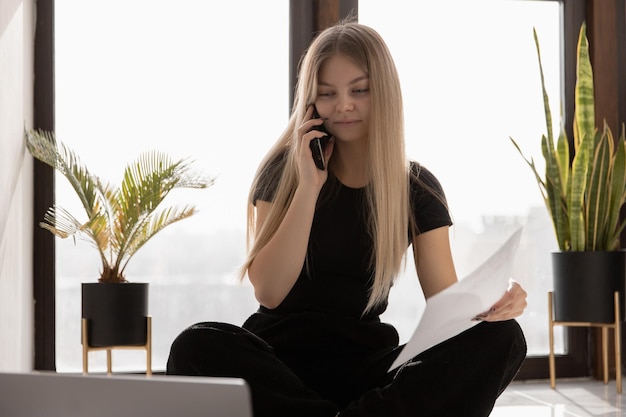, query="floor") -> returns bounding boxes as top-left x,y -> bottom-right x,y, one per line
491,379 -> 625,416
